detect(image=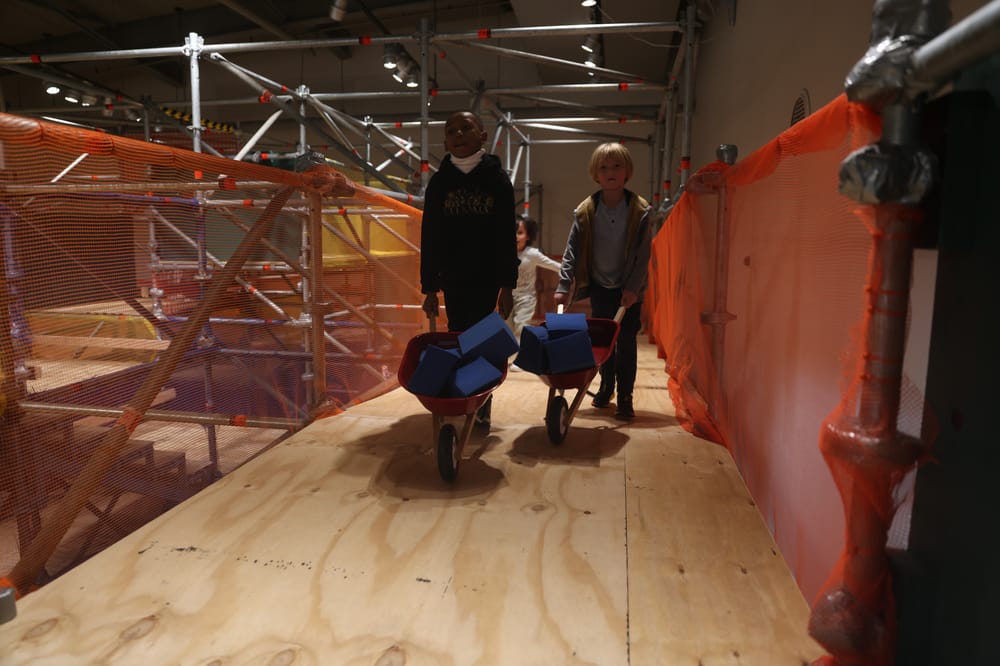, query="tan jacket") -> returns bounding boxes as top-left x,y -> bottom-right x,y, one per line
556,189 -> 652,300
